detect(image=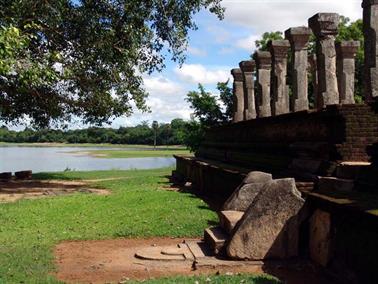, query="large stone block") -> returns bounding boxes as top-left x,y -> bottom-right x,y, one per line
227,178 -> 305,260
223,171 -> 273,212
